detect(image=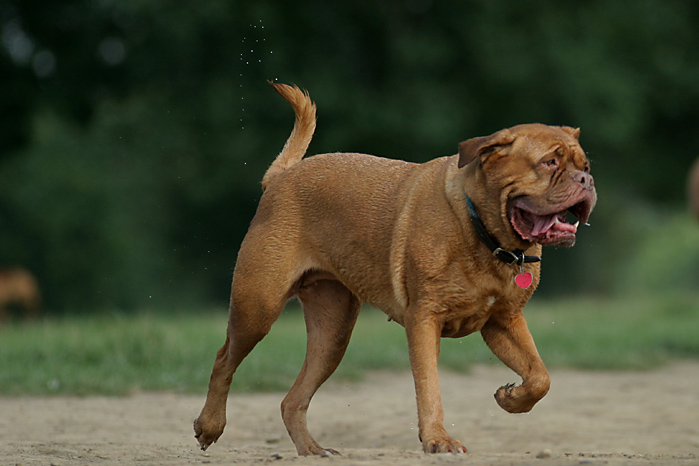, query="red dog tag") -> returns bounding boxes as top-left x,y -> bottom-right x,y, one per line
515,272 -> 533,289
